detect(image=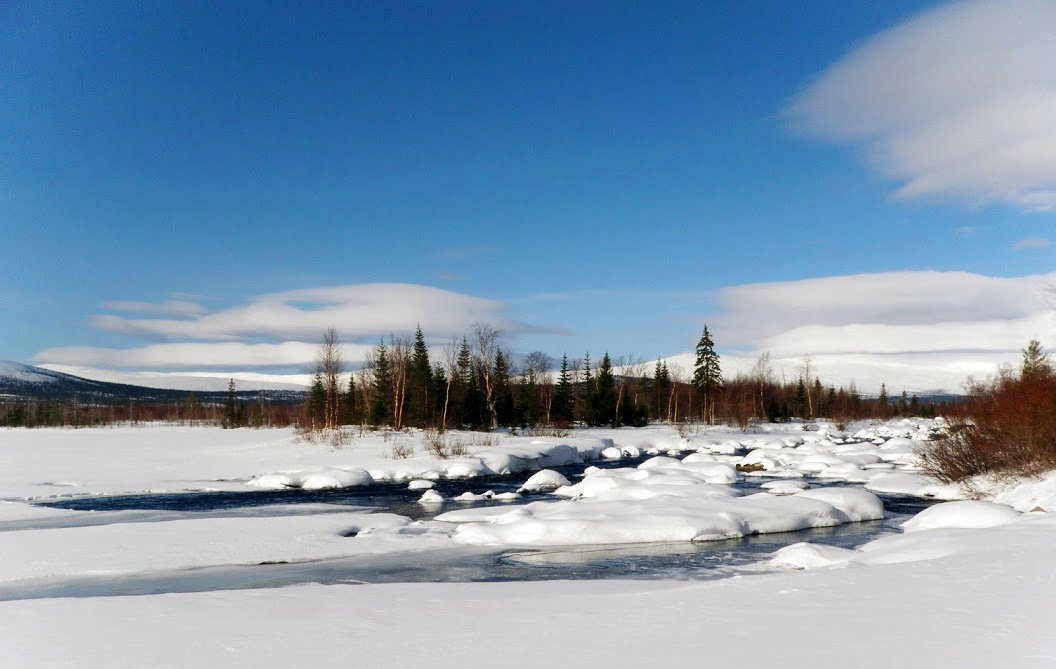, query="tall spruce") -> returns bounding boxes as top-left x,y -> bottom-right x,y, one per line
370,339 -> 392,427
691,326 -> 722,423
308,373 -> 326,430
224,378 -> 237,428
1021,339 -> 1051,379
589,353 -> 617,427
493,349 -> 516,427
552,354 -> 573,424
408,325 -> 433,426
